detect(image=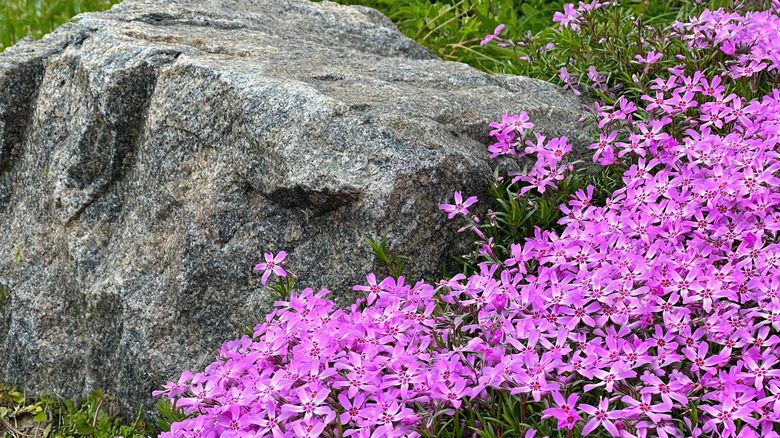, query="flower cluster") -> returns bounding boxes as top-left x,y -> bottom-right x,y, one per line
469,2 -> 780,436
676,6 -> 780,79
157,273 -> 541,438
552,0 -> 610,32
156,2 -> 780,438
